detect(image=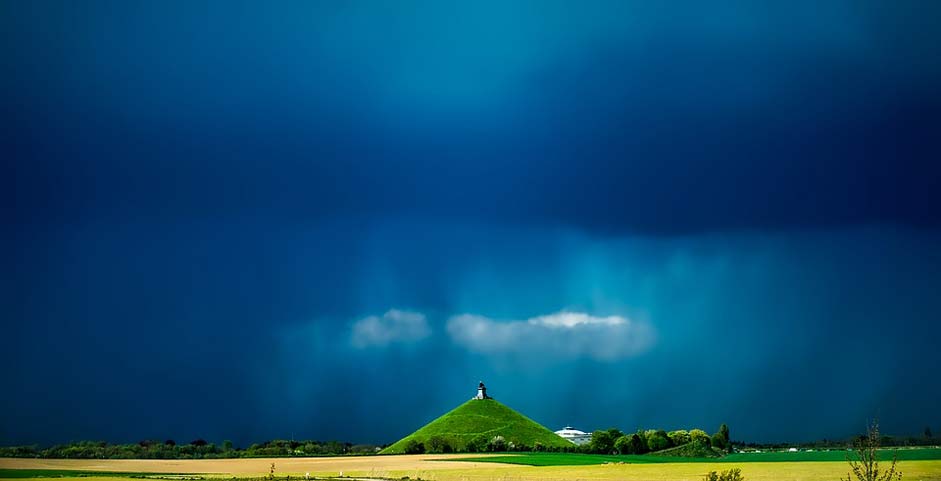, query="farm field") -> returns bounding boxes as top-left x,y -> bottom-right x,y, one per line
453,448 -> 941,465
2,454 -> 941,481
